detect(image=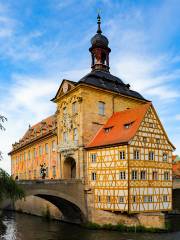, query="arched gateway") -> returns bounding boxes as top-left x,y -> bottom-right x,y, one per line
17,180 -> 87,224
63,157 -> 76,179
